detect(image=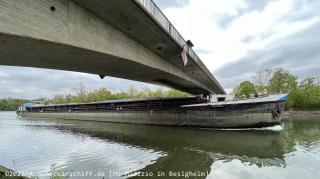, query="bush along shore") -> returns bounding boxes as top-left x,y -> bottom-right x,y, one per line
0,163 -> 69,179
0,165 -> 28,179
233,68 -> 320,111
